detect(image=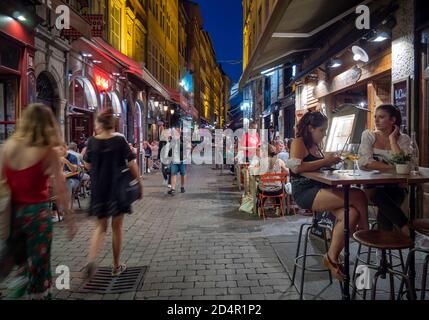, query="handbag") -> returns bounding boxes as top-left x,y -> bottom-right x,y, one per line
117,167 -> 141,208
239,195 -> 254,215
